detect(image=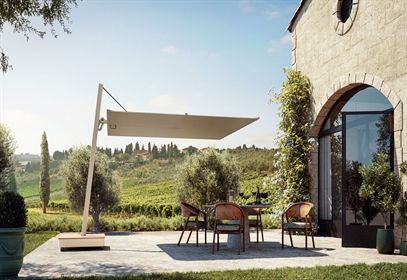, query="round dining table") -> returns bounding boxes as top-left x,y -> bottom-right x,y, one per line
203,203 -> 271,249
